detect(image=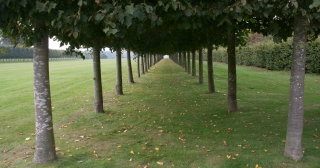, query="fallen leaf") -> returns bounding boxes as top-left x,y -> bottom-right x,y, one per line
3,149 -> 8,153
226,155 -> 231,159
264,149 -> 268,153
234,153 -> 239,157
130,150 -> 134,154
255,164 -> 262,168
25,137 -> 30,141
117,145 -> 121,148
223,141 -> 227,145
157,161 -> 164,166
107,158 -> 112,161
155,147 -> 159,151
